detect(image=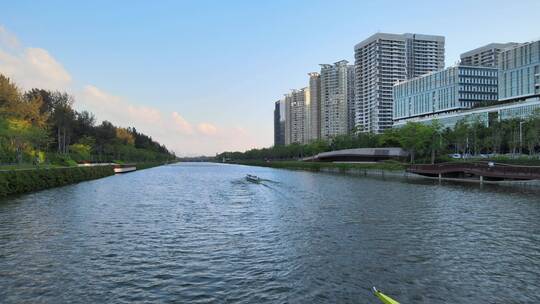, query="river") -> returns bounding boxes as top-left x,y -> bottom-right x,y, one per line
0,162 -> 539,303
